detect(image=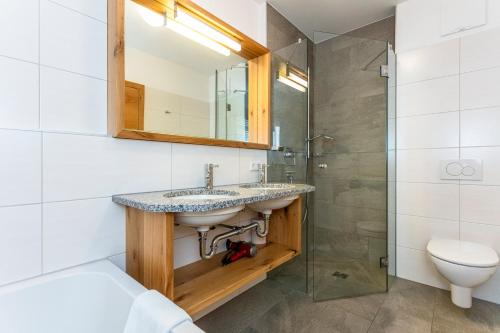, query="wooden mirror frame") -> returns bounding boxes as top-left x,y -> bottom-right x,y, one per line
108,0 -> 272,149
